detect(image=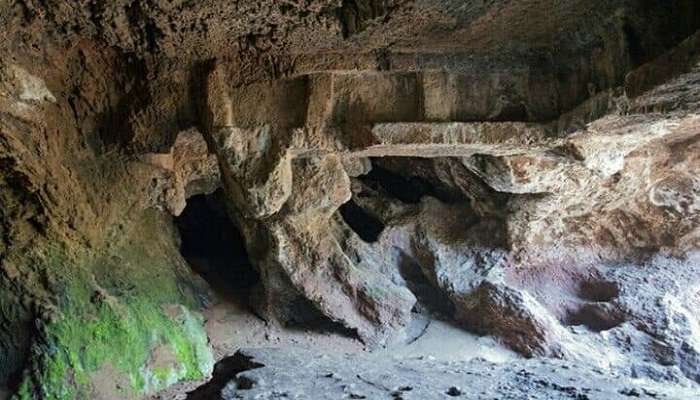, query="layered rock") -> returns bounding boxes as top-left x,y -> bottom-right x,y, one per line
1,1 -> 700,399
188,29 -> 700,370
